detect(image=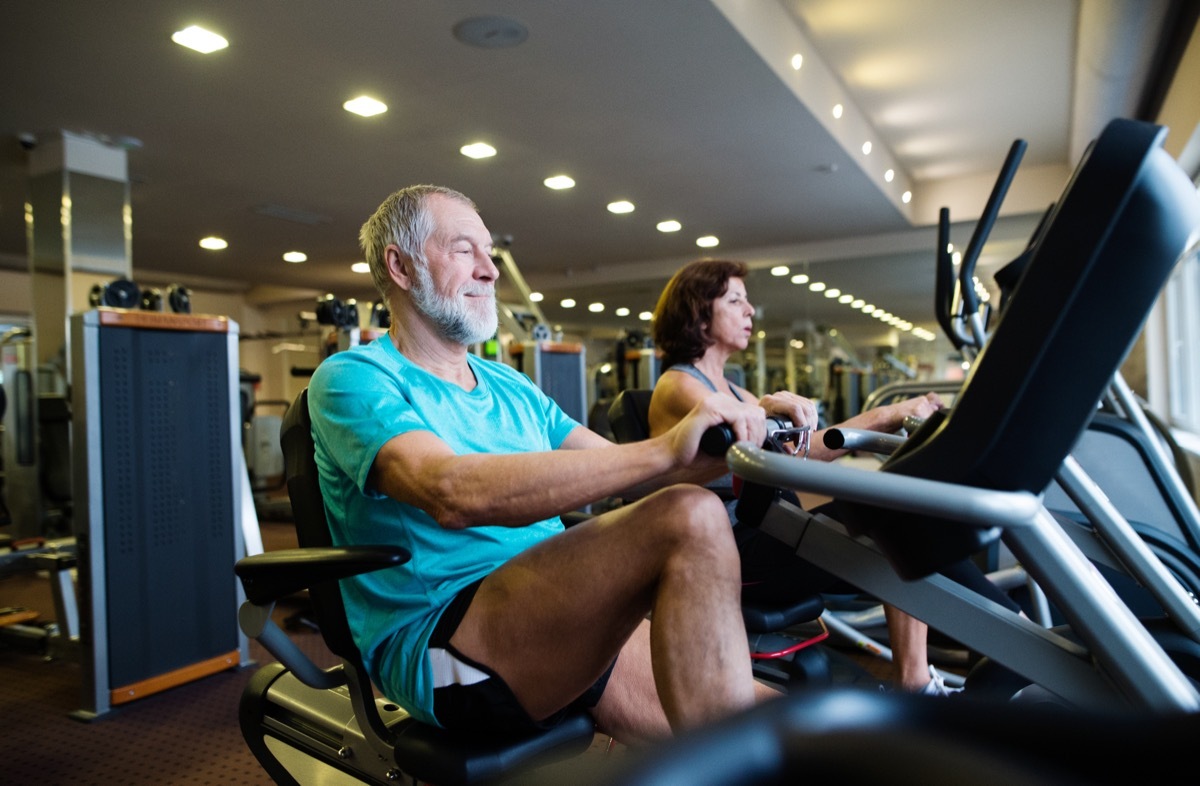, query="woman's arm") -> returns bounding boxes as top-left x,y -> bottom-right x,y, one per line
656,371 -> 943,463
812,392 -> 944,461
648,370 -> 718,438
